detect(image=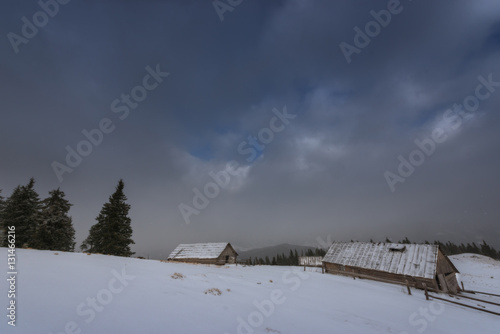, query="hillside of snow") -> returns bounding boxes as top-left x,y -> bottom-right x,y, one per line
1,248 -> 499,334
449,253 -> 500,293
